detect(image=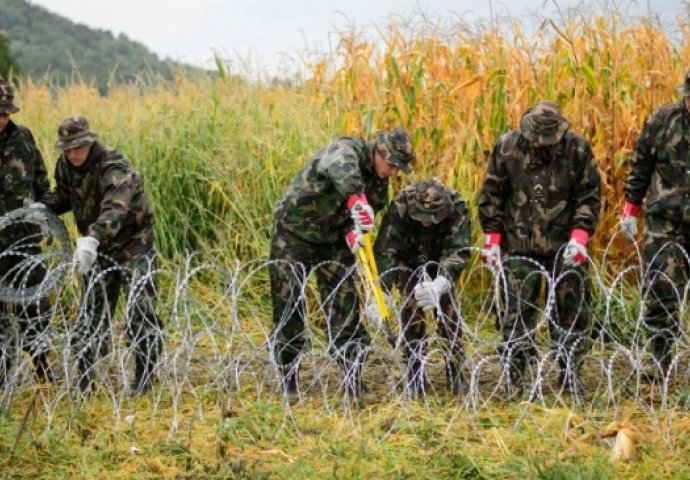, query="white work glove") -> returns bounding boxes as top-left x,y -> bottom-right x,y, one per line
620,201 -> 640,241
563,229 -> 589,267
346,193 -> 375,232
73,236 -> 99,275
364,293 -> 393,328
481,232 -> 502,269
345,228 -> 364,254
414,276 -> 452,311
22,200 -> 49,223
